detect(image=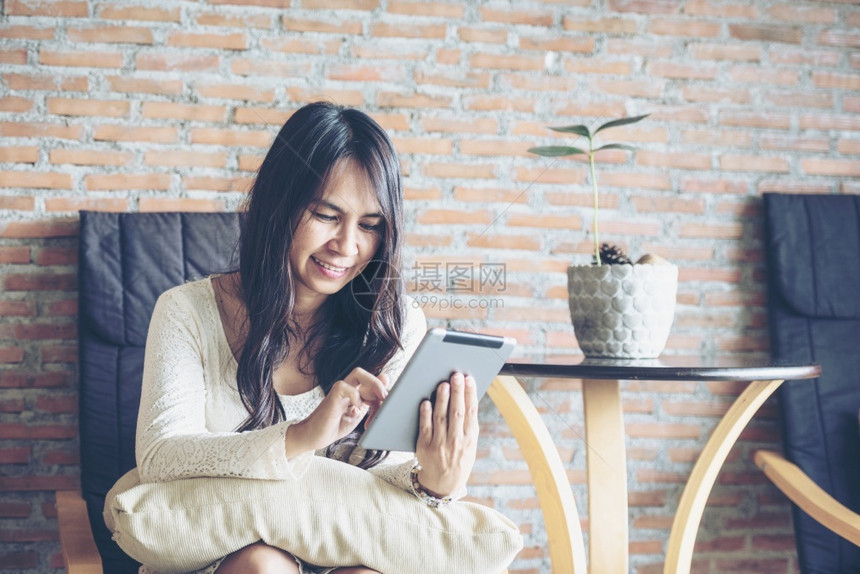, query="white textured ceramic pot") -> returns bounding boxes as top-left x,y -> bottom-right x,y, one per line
567,263 -> 678,359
